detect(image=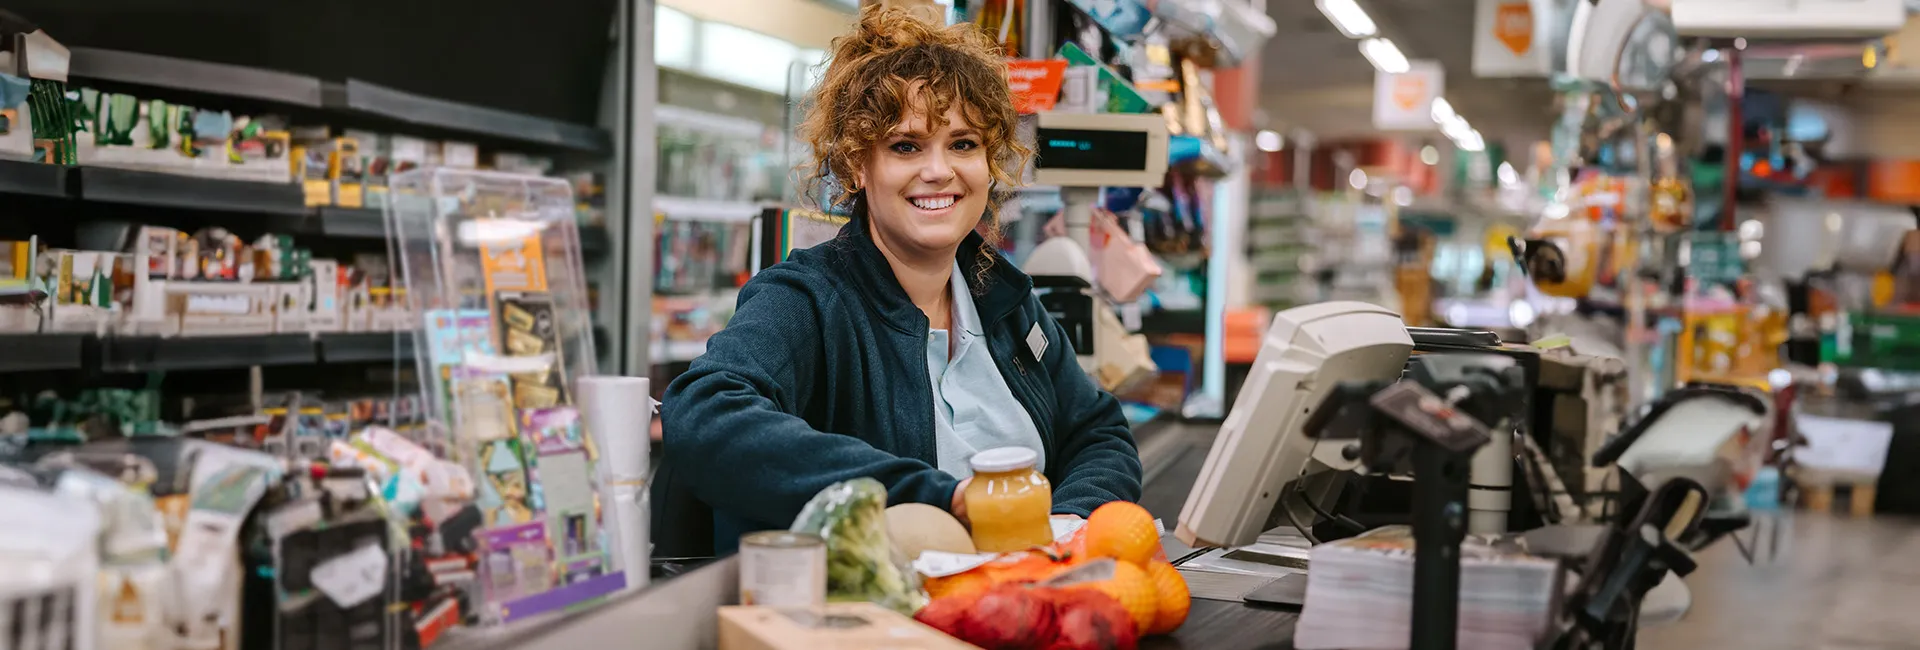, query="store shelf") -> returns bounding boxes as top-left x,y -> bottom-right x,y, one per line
655,196 -> 761,223
650,339 -> 708,364
0,160 -> 72,198
0,334 -> 88,372
315,207 -> 389,238
329,79 -> 611,154
67,47 -> 328,108
317,332 -> 416,363
77,167 -> 308,216
97,334 -> 317,372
